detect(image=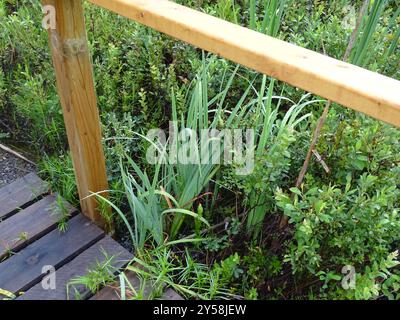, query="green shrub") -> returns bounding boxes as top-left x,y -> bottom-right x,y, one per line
276,170 -> 400,298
